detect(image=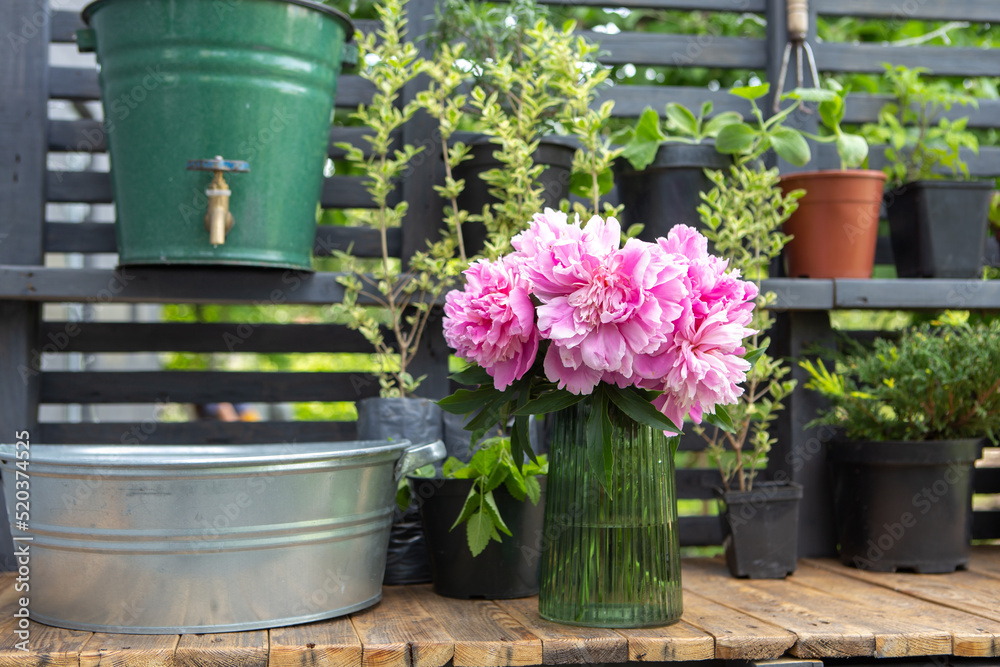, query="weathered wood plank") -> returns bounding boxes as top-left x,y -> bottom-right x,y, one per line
816,43 -> 1000,78
349,587 -> 454,667
835,279 -> 1000,311
814,0 -> 1000,22
793,561 -> 1000,657
805,558 -> 1000,625
50,67 -> 374,107
39,371 -> 380,404
175,631 -> 268,667
38,420 -> 358,445
495,597 -> 628,664
44,221 -> 400,257
614,621 -> 716,662
39,322 -> 377,354
79,633 -> 179,667
679,590 -> 796,661
408,585 -> 542,667
269,617 -> 363,667
584,32 -> 766,69
969,546 -> 1000,580
681,558 -> 876,659
0,620 -> 92,667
